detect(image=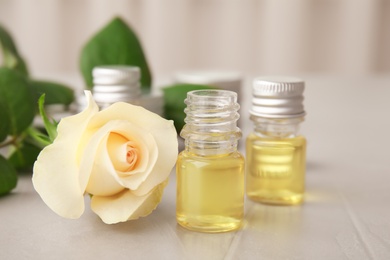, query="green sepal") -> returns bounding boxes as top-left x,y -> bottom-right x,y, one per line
80,17 -> 152,90
38,94 -> 58,142
8,140 -> 42,171
25,127 -> 52,148
162,84 -> 216,133
0,154 -> 18,196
